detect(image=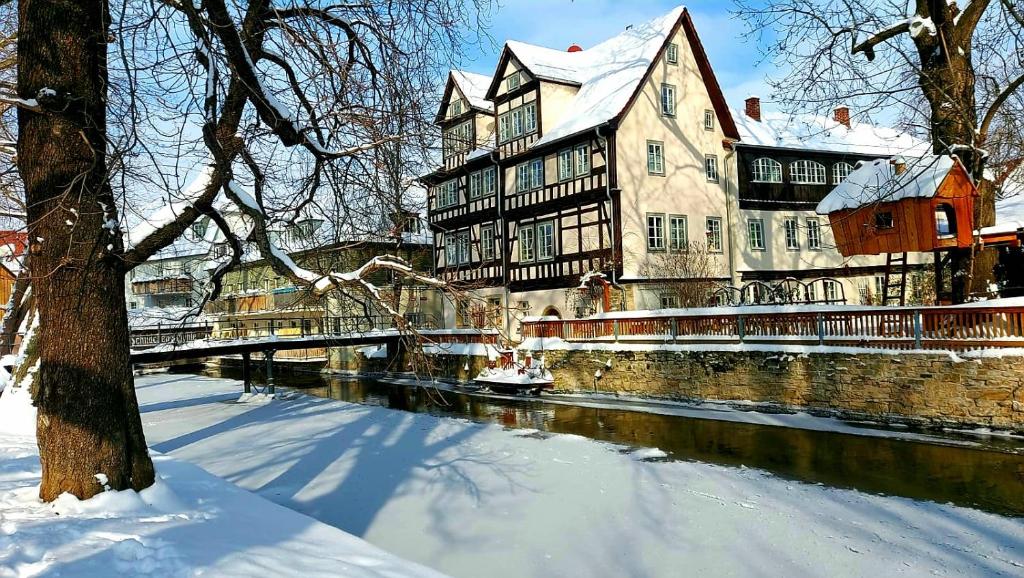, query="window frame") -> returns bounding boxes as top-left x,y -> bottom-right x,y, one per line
660,294 -> 680,309
557,148 -> 573,182
789,159 -> 828,185
647,140 -> 665,175
575,144 -> 590,176
747,218 -> 766,251
524,102 -> 538,134
669,214 -> 688,252
506,71 -> 521,92
480,224 -> 496,261
660,83 -> 676,117
703,109 -> 715,131
518,224 -> 536,262
666,42 -> 679,64
498,113 -> 510,143
482,166 -> 497,196
832,161 -> 854,184
536,220 -> 555,261
436,179 -> 458,209
706,217 -> 723,253
784,217 -> 801,251
529,157 -> 544,190
806,218 -> 822,251
469,171 -> 482,199
449,99 -> 462,118
751,157 -> 783,183
647,213 -> 666,252
705,154 -> 719,183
